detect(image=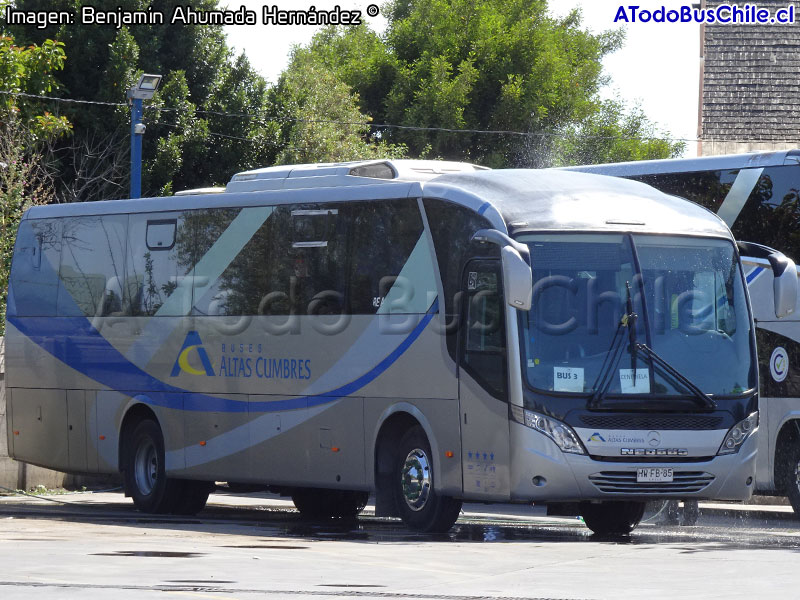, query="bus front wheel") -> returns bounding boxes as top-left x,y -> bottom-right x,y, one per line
123,419 -> 183,514
392,426 -> 462,533
580,500 -> 645,535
